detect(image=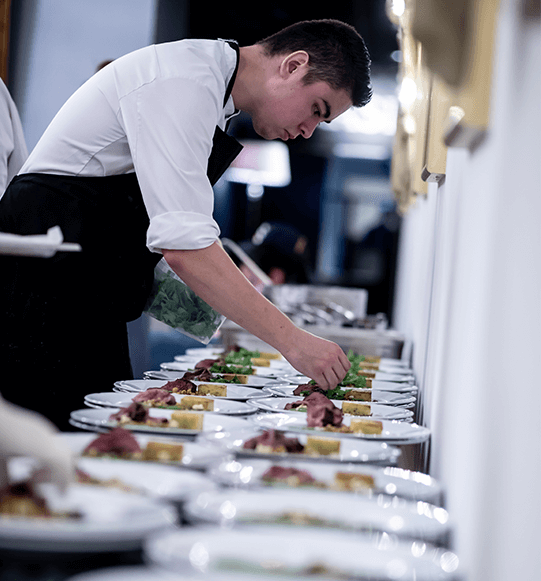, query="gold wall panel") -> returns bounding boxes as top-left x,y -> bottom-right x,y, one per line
0,0 -> 10,83
388,0 -> 501,209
